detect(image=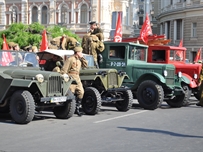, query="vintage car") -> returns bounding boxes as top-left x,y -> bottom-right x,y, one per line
147,45 -> 202,103
99,41 -> 185,110
37,49 -> 133,115
0,50 -> 75,124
